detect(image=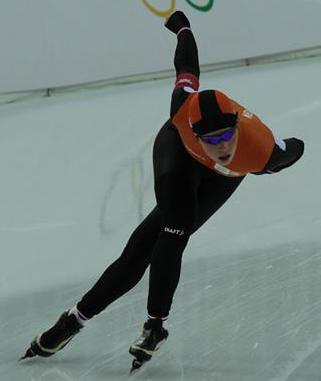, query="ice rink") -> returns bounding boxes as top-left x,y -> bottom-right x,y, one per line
1,56 -> 321,381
